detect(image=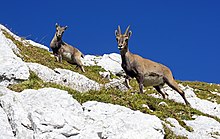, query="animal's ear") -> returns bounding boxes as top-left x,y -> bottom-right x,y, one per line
115,30 -> 119,37
55,23 -> 59,28
64,26 -> 68,30
128,30 -> 132,38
